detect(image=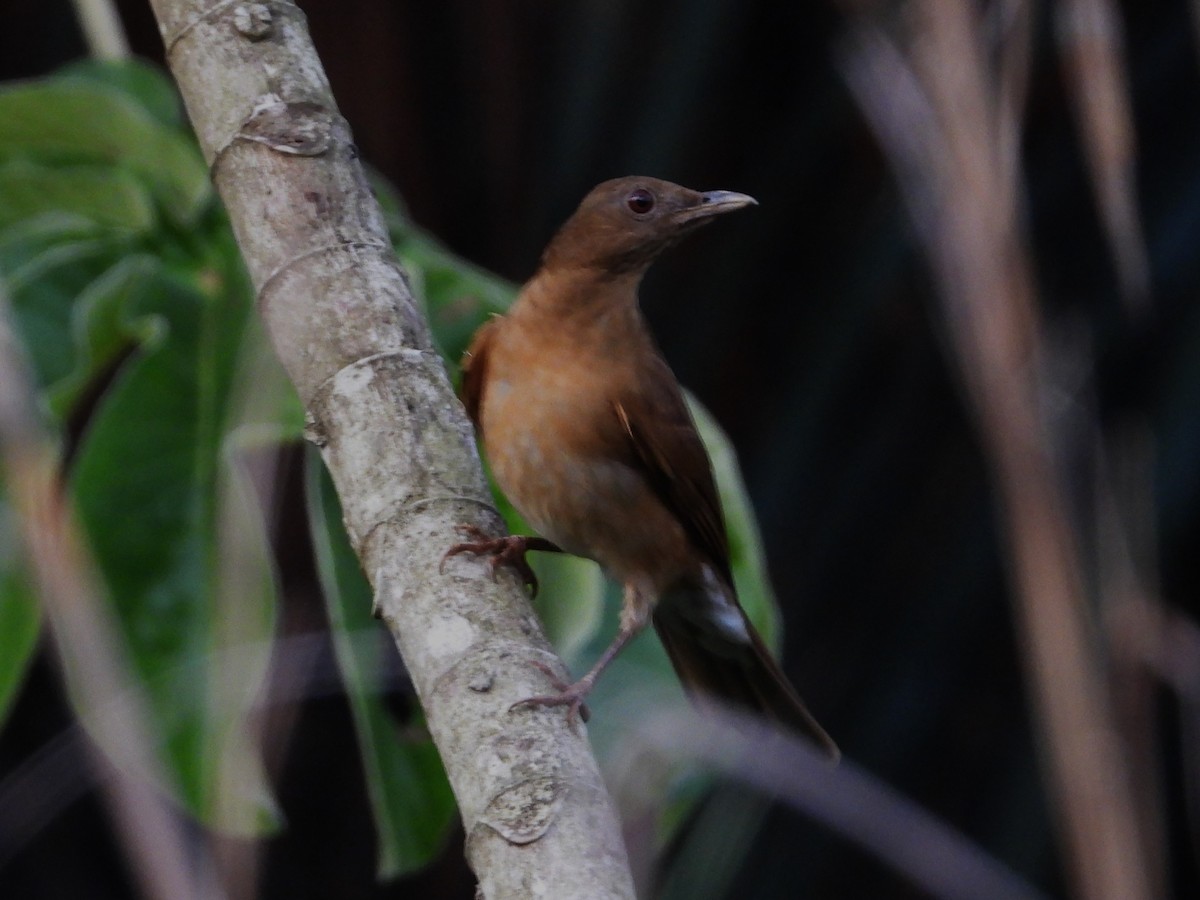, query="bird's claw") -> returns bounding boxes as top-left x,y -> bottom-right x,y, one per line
441,525 -> 542,596
510,660 -> 593,727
